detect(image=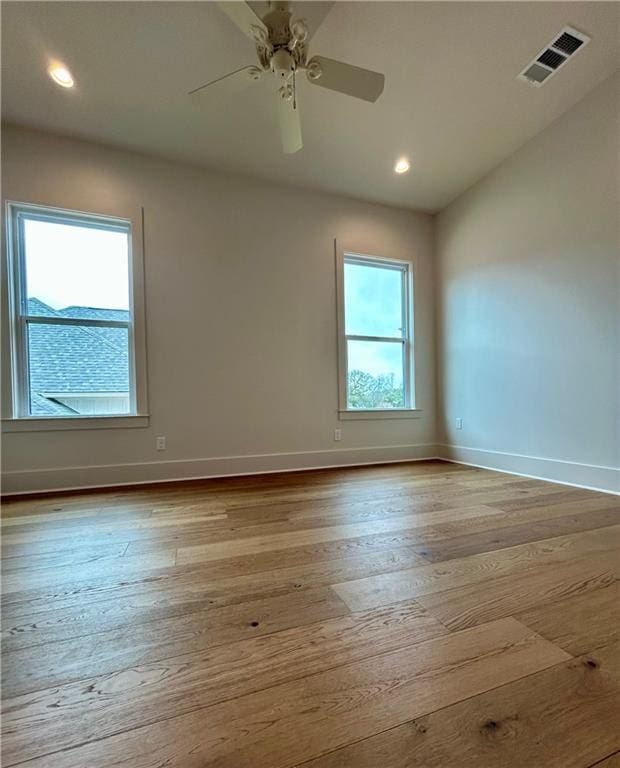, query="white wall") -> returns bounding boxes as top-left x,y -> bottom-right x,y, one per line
435,73 -> 619,492
1,125 -> 437,492
3,73 -> 618,495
